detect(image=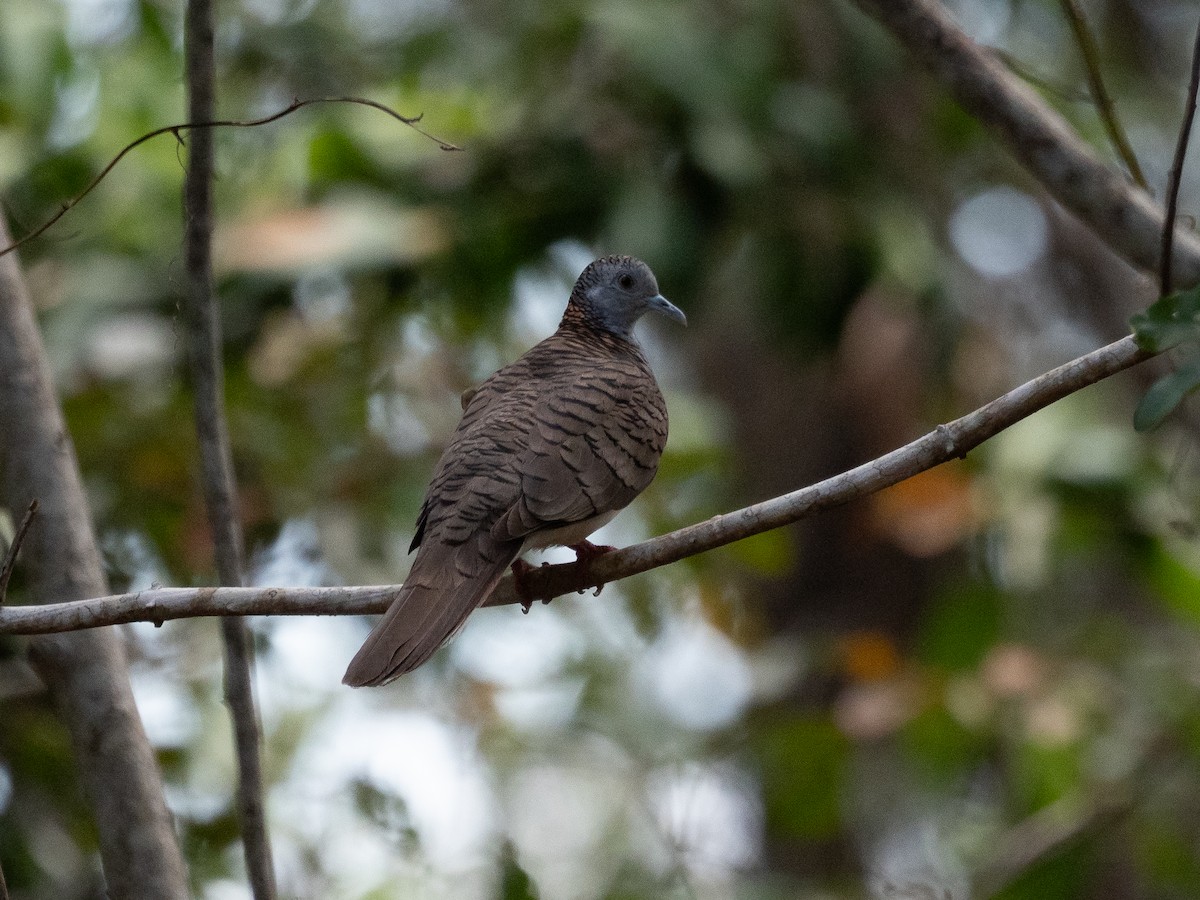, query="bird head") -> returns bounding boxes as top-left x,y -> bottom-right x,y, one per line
569,255 -> 686,338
